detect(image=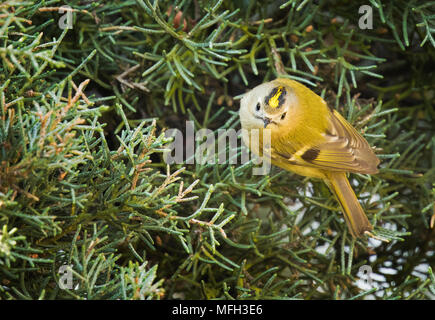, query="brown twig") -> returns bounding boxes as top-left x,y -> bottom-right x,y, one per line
271,47 -> 286,75
38,7 -> 90,15
115,64 -> 150,93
